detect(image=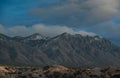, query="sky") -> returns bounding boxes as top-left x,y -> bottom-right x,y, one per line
0,0 -> 120,46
